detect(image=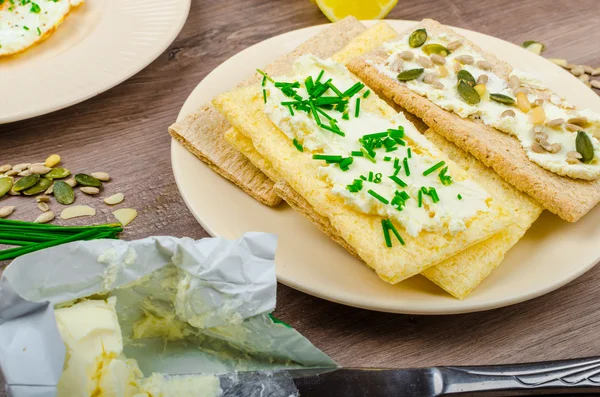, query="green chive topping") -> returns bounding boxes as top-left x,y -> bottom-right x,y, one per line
346,179 -> 363,193
384,156 -> 391,162
386,220 -> 405,245
363,90 -> 371,98
262,89 -> 267,103
403,157 -> 410,176
418,190 -> 423,208
360,147 -> 376,163
368,189 -> 389,204
355,97 -> 361,118
423,161 -> 446,176
313,154 -> 342,162
389,175 -> 407,188
293,138 -> 303,152
439,167 -> 453,186
407,148 -> 412,158
256,69 -> 274,83
457,194 -> 463,200
351,150 -> 363,157
381,219 -> 392,248
339,157 -> 353,171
